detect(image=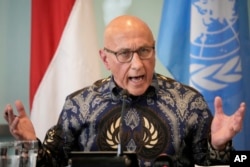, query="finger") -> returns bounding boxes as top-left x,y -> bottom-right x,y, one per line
231,102 -> 246,132
234,103 -> 246,127
3,104 -> 10,121
10,116 -> 20,132
239,102 -> 246,115
232,117 -> 244,133
15,100 -> 27,117
4,104 -> 15,123
234,102 -> 246,118
214,96 -> 224,116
